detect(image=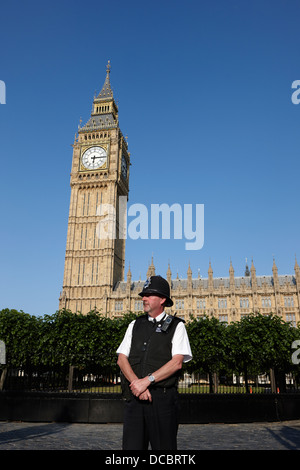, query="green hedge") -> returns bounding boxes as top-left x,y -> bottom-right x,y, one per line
1,309 -> 300,386
0,308 -> 135,370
